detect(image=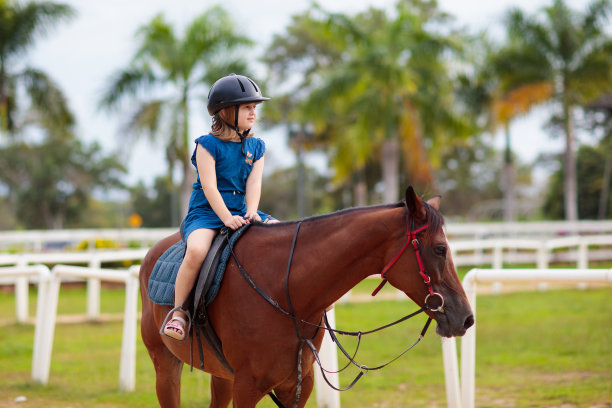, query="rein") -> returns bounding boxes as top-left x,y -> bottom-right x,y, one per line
228,206 -> 441,407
